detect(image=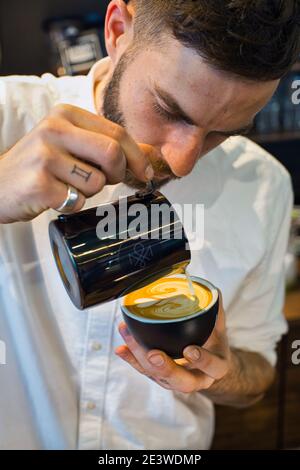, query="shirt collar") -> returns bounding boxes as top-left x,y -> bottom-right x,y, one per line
79,56 -> 112,115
